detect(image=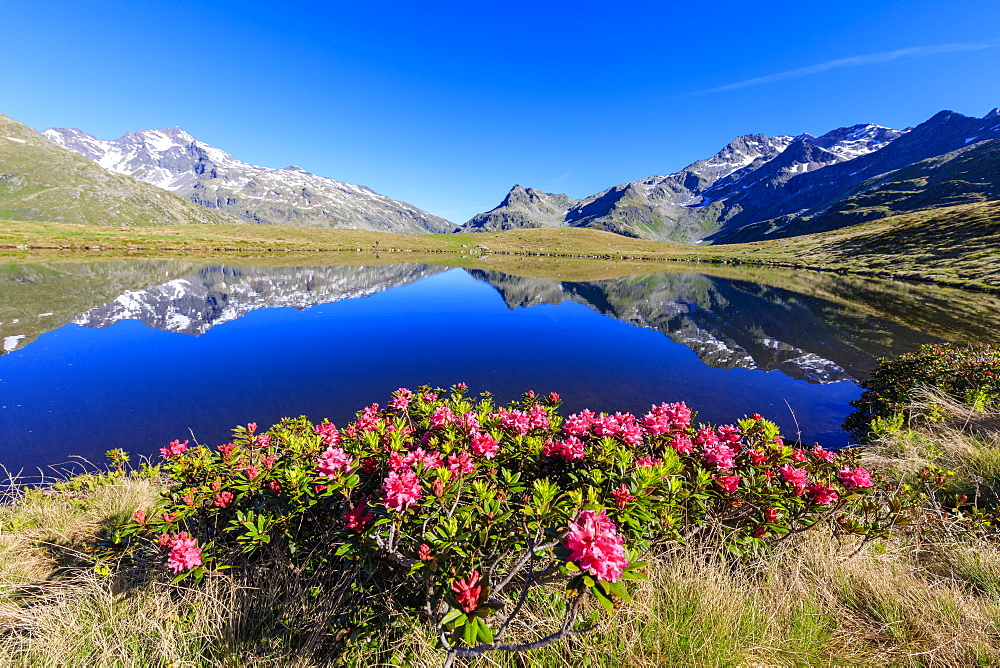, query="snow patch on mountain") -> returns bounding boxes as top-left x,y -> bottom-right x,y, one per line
43,127 -> 455,234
